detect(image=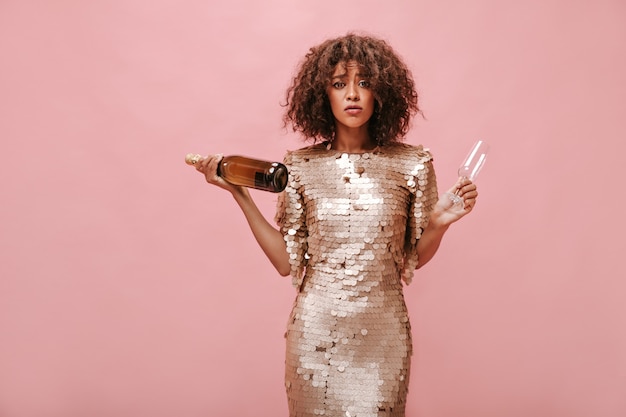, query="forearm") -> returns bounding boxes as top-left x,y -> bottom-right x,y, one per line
415,213 -> 450,269
414,178 -> 479,269
231,188 -> 291,276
